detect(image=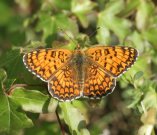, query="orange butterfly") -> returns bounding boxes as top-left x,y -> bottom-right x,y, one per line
23,45 -> 138,101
